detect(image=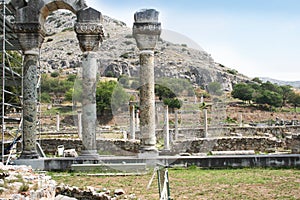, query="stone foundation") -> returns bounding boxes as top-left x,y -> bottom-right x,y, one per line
39,133 -> 300,156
